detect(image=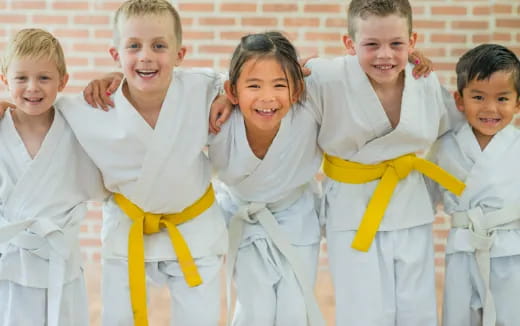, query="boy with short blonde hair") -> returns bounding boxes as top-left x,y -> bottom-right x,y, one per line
56,0 -> 228,325
0,28 -> 105,326
304,0 -> 464,324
